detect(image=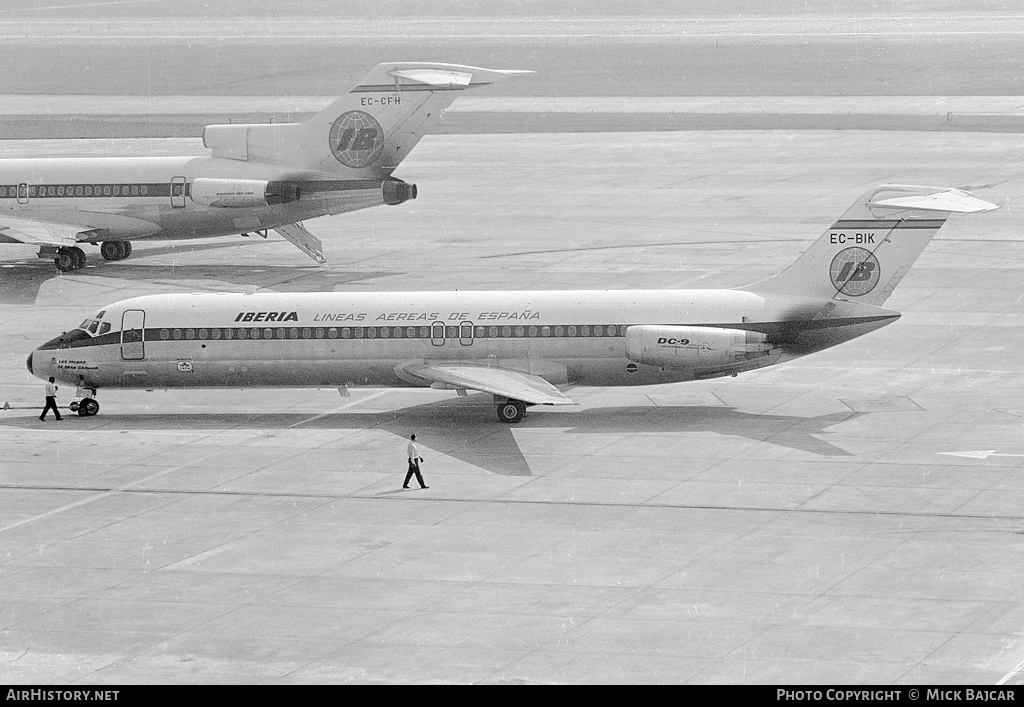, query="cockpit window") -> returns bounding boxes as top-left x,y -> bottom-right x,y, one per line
87,321 -> 99,334
79,320 -> 91,330
37,329 -> 93,350
96,311 -> 105,319
99,322 -> 111,335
